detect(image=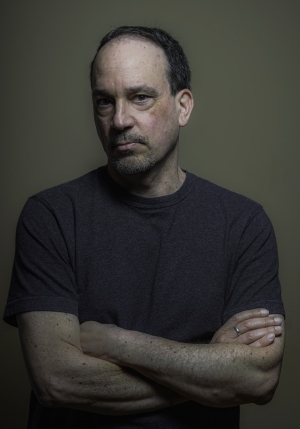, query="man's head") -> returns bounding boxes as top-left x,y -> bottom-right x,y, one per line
91,26 -> 193,178
90,26 -> 191,96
